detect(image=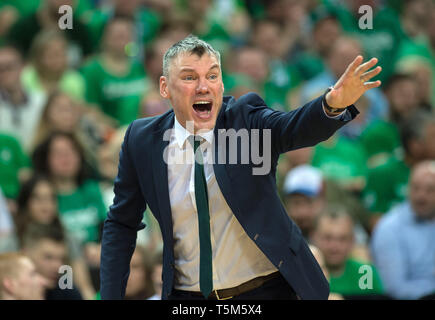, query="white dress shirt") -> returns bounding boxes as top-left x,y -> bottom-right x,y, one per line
167,117 -> 277,291
0,90 -> 45,152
